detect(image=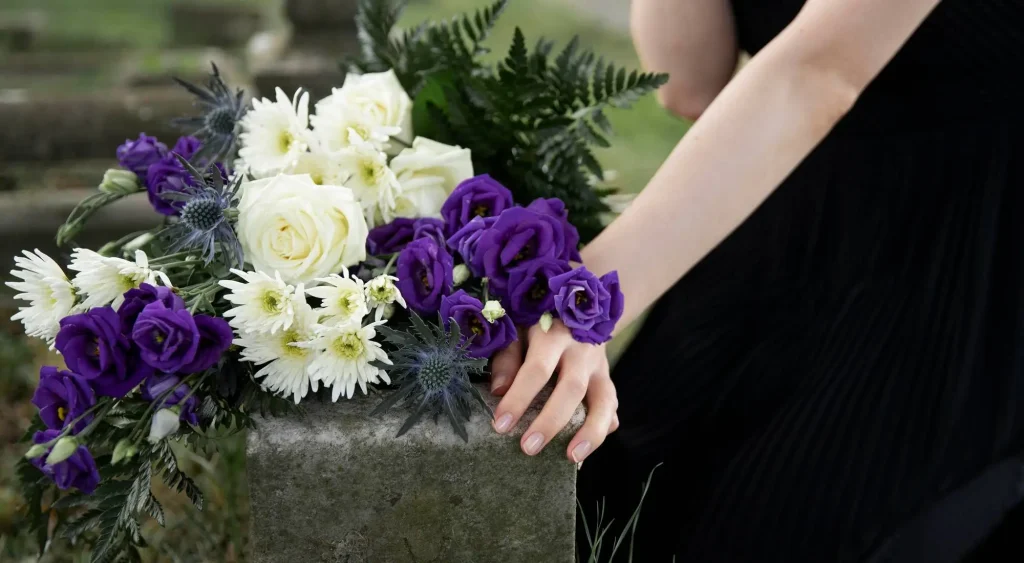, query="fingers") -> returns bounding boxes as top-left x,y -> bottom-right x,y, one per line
520,348 -> 591,456
490,327 -> 524,396
567,369 -> 617,463
492,323 -> 572,435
